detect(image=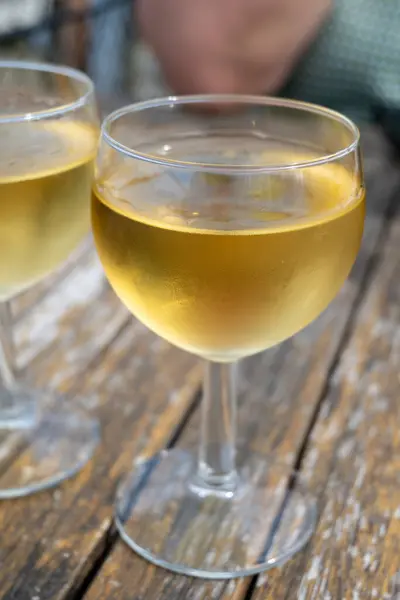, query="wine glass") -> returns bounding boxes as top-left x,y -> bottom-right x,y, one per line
0,61 -> 100,498
92,95 -> 364,578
